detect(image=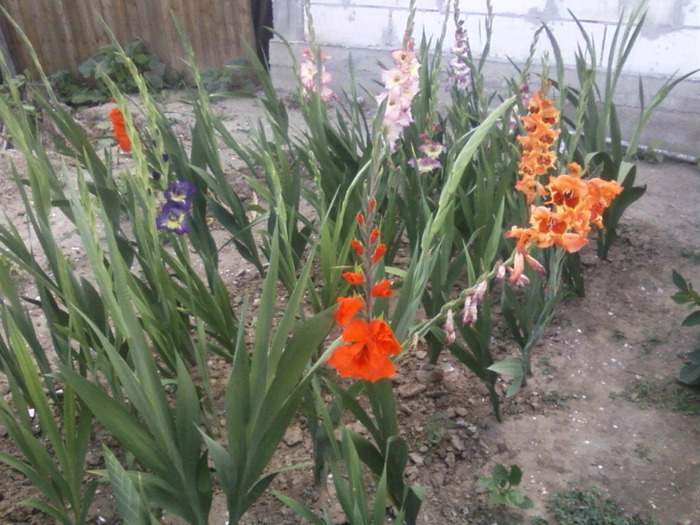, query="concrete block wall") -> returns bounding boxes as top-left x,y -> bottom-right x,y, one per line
271,0 -> 700,158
